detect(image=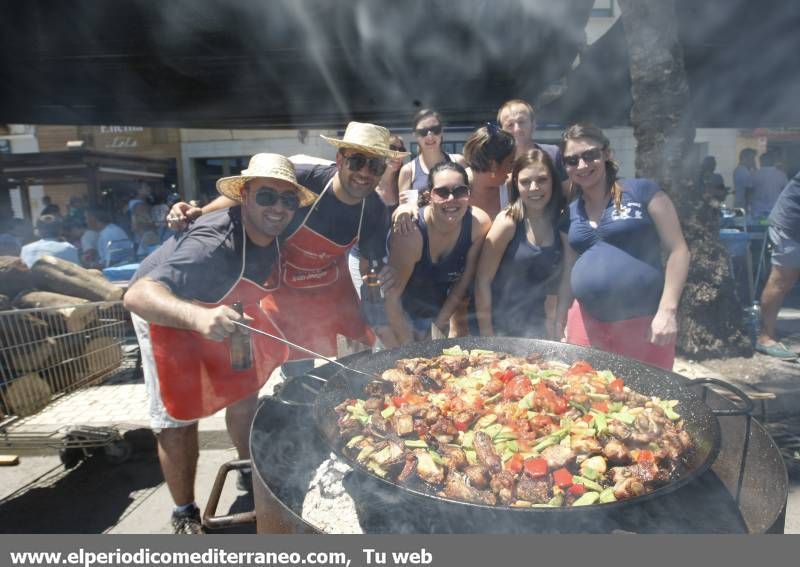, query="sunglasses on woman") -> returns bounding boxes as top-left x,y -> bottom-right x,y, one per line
414,125 -> 443,137
344,153 -> 388,176
431,184 -> 470,201
254,187 -> 301,211
563,147 -> 604,167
